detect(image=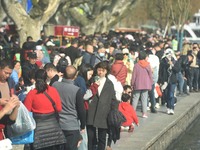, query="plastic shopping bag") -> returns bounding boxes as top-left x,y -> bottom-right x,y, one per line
7,102 -> 36,138
10,130 -> 34,145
